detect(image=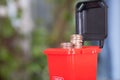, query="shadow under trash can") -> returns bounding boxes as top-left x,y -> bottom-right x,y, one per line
44,46 -> 101,80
